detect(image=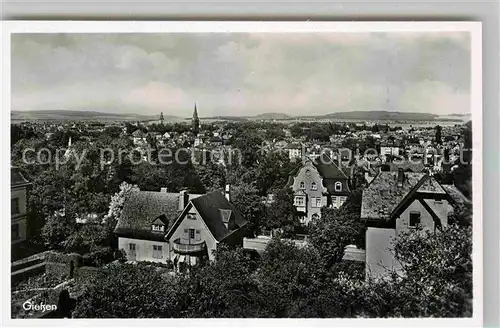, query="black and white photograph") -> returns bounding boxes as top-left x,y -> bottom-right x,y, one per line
5,21 -> 482,324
